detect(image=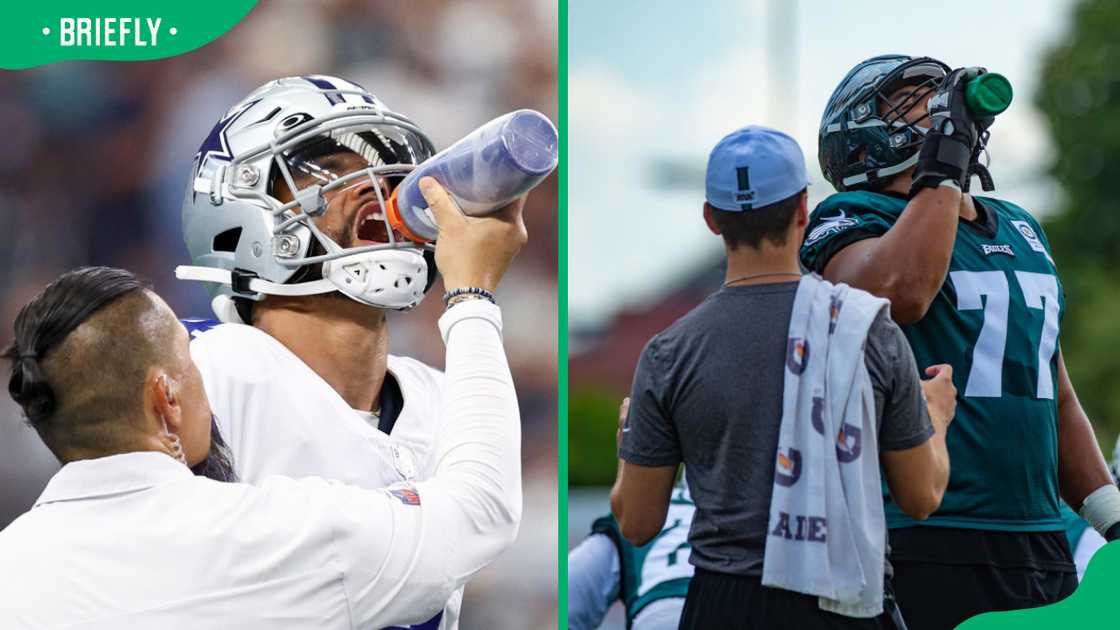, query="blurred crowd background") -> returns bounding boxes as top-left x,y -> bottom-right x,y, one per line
0,1 -> 558,628
570,0 -> 1119,626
